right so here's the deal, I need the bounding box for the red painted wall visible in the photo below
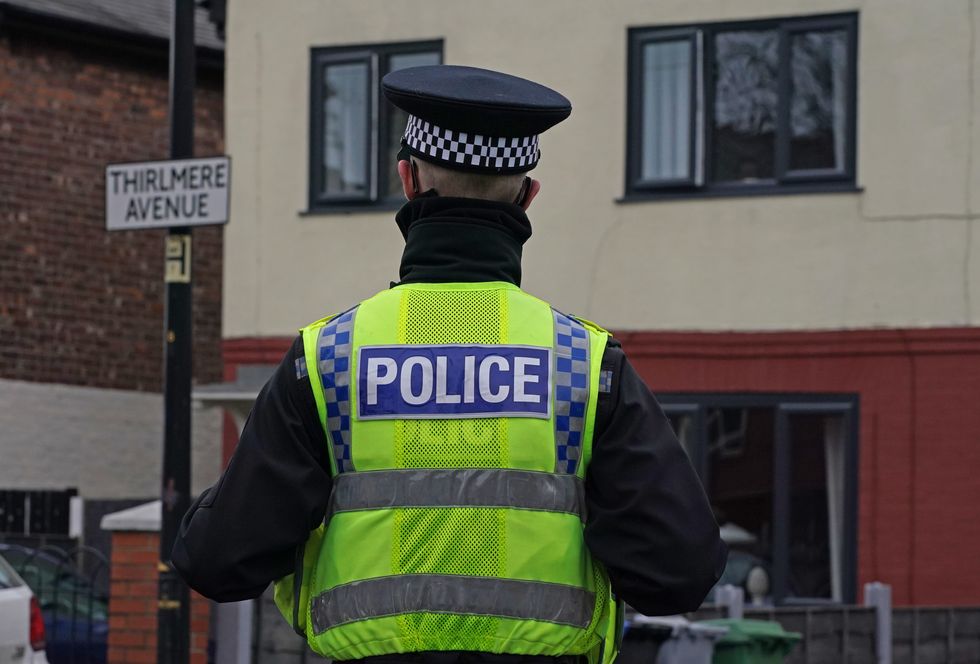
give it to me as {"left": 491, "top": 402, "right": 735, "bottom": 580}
{"left": 223, "top": 328, "right": 980, "bottom": 607}
{"left": 617, "top": 328, "right": 980, "bottom": 607}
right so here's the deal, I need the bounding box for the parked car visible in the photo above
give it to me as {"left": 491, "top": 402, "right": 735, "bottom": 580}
{"left": 0, "top": 551, "right": 48, "bottom": 664}
{"left": 0, "top": 545, "right": 106, "bottom": 664}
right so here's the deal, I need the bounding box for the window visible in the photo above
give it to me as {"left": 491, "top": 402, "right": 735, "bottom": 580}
{"left": 660, "top": 394, "right": 859, "bottom": 606}
{"left": 309, "top": 41, "right": 442, "bottom": 210}
{"left": 626, "top": 14, "right": 857, "bottom": 198}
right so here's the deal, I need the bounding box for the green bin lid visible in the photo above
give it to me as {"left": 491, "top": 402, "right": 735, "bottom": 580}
{"left": 700, "top": 619, "right": 802, "bottom": 646}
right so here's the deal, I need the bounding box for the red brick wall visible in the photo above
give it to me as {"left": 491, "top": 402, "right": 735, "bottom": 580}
{"left": 220, "top": 338, "right": 293, "bottom": 463}
{"left": 0, "top": 29, "right": 224, "bottom": 391}
{"left": 109, "top": 531, "right": 210, "bottom": 664}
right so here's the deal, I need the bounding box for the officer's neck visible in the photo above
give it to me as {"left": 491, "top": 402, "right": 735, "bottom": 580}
{"left": 394, "top": 195, "right": 532, "bottom": 286}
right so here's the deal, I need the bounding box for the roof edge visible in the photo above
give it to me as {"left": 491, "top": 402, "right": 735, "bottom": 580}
{"left": 0, "top": 2, "right": 224, "bottom": 70}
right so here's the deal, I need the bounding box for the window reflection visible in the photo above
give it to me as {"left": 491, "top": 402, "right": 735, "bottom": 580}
{"left": 712, "top": 30, "right": 779, "bottom": 182}
{"left": 323, "top": 62, "right": 369, "bottom": 196}
{"left": 706, "top": 408, "right": 775, "bottom": 604}
{"left": 666, "top": 412, "right": 696, "bottom": 462}
{"left": 790, "top": 30, "right": 848, "bottom": 172}
{"left": 788, "top": 413, "right": 846, "bottom": 601}
{"left": 641, "top": 39, "right": 692, "bottom": 182}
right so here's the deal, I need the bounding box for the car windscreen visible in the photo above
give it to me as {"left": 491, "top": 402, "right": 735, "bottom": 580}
{"left": 0, "top": 554, "right": 23, "bottom": 589}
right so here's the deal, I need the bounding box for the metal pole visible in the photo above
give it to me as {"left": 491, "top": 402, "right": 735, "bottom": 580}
{"left": 159, "top": 0, "right": 195, "bottom": 662}
{"left": 863, "top": 582, "right": 892, "bottom": 664}
{"left": 715, "top": 584, "right": 745, "bottom": 620}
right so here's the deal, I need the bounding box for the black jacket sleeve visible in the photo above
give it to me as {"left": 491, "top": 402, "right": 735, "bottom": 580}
{"left": 584, "top": 340, "right": 727, "bottom": 616}
{"left": 172, "top": 336, "right": 331, "bottom": 602}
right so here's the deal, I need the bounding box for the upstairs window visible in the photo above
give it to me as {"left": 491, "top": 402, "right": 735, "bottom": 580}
{"left": 309, "top": 41, "right": 442, "bottom": 211}
{"left": 626, "top": 14, "right": 857, "bottom": 198}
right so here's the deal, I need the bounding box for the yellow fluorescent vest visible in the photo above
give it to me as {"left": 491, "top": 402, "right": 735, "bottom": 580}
{"left": 274, "top": 282, "right": 622, "bottom": 662}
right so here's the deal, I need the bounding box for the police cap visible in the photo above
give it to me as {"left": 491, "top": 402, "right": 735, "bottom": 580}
{"left": 382, "top": 65, "right": 571, "bottom": 174}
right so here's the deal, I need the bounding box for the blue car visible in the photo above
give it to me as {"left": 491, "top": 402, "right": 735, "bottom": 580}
{"left": 0, "top": 544, "right": 107, "bottom": 664}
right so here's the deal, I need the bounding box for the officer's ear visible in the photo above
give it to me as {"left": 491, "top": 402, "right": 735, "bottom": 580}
{"left": 519, "top": 178, "right": 541, "bottom": 211}
{"left": 397, "top": 160, "right": 418, "bottom": 201}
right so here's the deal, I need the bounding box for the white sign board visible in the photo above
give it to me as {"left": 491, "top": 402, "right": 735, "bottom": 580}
{"left": 105, "top": 156, "right": 230, "bottom": 231}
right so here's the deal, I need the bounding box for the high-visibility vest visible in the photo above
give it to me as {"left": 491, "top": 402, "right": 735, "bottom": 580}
{"left": 274, "top": 281, "right": 622, "bottom": 662}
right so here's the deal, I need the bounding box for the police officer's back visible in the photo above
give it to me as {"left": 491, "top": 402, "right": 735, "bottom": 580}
{"left": 174, "top": 65, "right": 726, "bottom": 663}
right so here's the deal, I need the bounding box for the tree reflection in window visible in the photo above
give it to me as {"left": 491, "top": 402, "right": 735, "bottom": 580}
{"left": 790, "top": 30, "right": 848, "bottom": 172}
{"left": 712, "top": 30, "right": 779, "bottom": 182}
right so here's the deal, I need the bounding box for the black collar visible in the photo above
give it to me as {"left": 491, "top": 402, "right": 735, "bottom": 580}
{"left": 394, "top": 195, "right": 532, "bottom": 286}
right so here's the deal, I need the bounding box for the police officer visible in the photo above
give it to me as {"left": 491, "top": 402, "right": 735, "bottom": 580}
{"left": 174, "top": 65, "right": 725, "bottom": 663}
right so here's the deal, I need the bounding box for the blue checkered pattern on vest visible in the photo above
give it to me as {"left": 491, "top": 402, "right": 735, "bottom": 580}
{"left": 317, "top": 307, "right": 358, "bottom": 473}
{"left": 552, "top": 310, "right": 590, "bottom": 474}
{"left": 598, "top": 370, "right": 612, "bottom": 394}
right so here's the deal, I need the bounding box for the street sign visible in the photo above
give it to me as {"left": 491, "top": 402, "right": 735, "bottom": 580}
{"left": 105, "top": 156, "right": 230, "bottom": 231}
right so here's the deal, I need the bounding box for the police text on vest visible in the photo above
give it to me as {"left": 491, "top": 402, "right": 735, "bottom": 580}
{"left": 357, "top": 345, "right": 551, "bottom": 419}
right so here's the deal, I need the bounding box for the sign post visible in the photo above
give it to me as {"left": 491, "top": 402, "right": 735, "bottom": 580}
{"left": 160, "top": 2, "right": 194, "bottom": 660}
{"left": 103, "top": 2, "right": 228, "bottom": 662}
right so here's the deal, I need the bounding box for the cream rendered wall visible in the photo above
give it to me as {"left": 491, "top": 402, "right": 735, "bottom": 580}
{"left": 223, "top": 0, "right": 980, "bottom": 336}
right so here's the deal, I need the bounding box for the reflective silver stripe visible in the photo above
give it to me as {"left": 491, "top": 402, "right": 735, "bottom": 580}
{"left": 327, "top": 469, "right": 585, "bottom": 519}
{"left": 311, "top": 574, "right": 595, "bottom": 633}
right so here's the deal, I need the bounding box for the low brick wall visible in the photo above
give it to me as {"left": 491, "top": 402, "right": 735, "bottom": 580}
{"left": 108, "top": 531, "right": 210, "bottom": 664}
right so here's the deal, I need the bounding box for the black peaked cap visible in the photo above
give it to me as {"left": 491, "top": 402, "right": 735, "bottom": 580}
{"left": 382, "top": 65, "right": 571, "bottom": 138}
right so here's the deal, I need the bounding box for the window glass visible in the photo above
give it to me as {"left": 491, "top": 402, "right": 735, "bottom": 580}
{"left": 658, "top": 396, "right": 857, "bottom": 606}
{"left": 712, "top": 30, "right": 779, "bottom": 182}
{"left": 310, "top": 42, "right": 443, "bottom": 209}
{"left": 628, "top": 15, "right": 855, "bottom": 197}
{"left": 666, "top": 412, "right": 697, "bottom": 462}
{"left": 790, "top": 30, "right": 848, "bottom": 172}
{"left": 640, "top": 39, "right": 692, "bottom": 182}
{"left": 707, "top": 407, "right": 775, "bottom": 603}
{"left": 384, "top": 51, "right": 441, "bottom": 198}
{"left": 788, "top": 413, "right": 846, "bottom": 600}
{"left": 323, "top": 61, "right": 369, "bottom": 196}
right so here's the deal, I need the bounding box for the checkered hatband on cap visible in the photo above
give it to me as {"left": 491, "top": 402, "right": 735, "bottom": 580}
{"left": 404, "top": 115, "right": 540, "bottom": 172}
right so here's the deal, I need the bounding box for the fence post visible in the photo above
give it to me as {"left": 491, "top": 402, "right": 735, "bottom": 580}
{"left": 863, "top": 582, "right": 892, "bottom": 664}
{"left": 716, "top": 584, "right": 744, "bottom": 619}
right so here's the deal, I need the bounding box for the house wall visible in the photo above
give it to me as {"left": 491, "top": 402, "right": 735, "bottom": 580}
{"left": 0, "top": 30, "right": 224, "bottom": 390}
{"left": 0, "top": 378, "right": 221, "bottom": 499}
{"left": 222, "top": 0, "right": 980, "bottom": 337}
{"left": 219, "top": 0, "right": 980, "bottom": 608}
{"left": 0, "top": 27, "right": 226, "bottom": 502}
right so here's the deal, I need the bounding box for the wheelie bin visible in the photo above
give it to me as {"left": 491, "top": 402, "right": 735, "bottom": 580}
{"left": 700, "top": 619, "right": 801, "bottom": 664}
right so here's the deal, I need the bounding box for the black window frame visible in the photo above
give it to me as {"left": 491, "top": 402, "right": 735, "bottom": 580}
{"left": 308, "top": 39, "right": 443, "bottom": 213}
{"left": 625, "top": 13, "right": 858, "bottom": 200}
{"left": 657, "top": 392, "right": 860, "bottom": 606}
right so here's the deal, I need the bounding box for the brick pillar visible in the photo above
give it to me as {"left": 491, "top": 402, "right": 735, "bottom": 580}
{"left": 103, "top": 503, "right": 211, "bottom": 664}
